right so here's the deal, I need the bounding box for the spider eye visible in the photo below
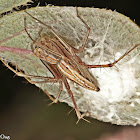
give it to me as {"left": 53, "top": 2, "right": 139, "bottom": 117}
{"left": 37, "top": 48, "right": 41, "bottom": 53}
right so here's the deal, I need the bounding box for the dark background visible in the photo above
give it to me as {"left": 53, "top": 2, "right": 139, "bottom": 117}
{"left": 0, "top": 0, "right": 140, "bottom": 140}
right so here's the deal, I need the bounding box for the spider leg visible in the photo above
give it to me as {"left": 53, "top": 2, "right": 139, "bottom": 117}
{"left": 24, "top": 16, "right": 35, "bottom": 43}
{"left": 63, "top": 76, "right": 90, "bottom": 123}
{"left": 81, "top": 44, "right": 140, "bottom": 68}
{"left": 0, "top": 58, "right": 62, "bottom": 103}
{"left": 24, "top": 10, "right": 81, "bottom": 56}
{"left": 24, "top": 15, "right": 44, "bottom": 51}
{"left": 48, "top": 80, "right": 63, "bottom": 105}
{"left": 74, "top": 7, "right": 90, "bottom": 54}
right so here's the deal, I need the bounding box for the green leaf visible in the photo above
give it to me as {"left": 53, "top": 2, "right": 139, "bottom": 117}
{"left": 0, "top": 0, "right": 32, "bottom": 14}
{"left": 0, "top": 6, "right": 140, "bottom": 125}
